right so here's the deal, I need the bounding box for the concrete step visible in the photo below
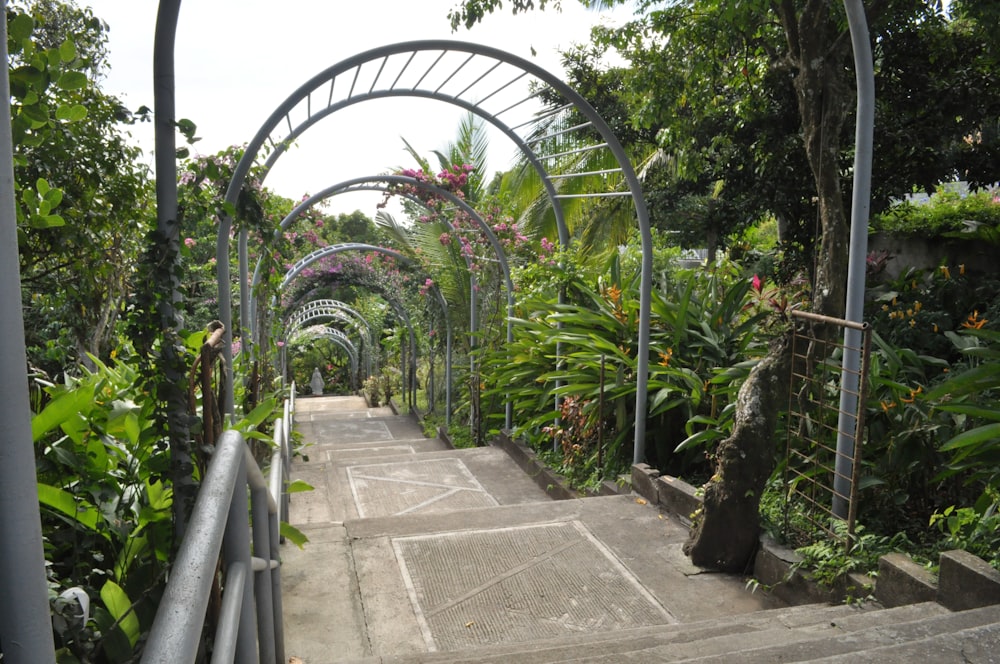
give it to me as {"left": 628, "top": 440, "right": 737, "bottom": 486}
{"left": 303, "top": 437, "right": 451, "bottom": 462}
{"left": 336, "top": 602, "right": 864, "bottom": 663}
{"left": 284, "top": 399, "right": 997, "bottom": 664}
{"left": 809, "top": 609, "right": 1000, "bottom": 663}
{"left": 289, "top": 446, "right": 555, "bottom": 526}
{"left": 337, "top": 602, "right": 967, "bottom": 663}
{"left": 677, "top": 603, "right": 999, "bottom": 663}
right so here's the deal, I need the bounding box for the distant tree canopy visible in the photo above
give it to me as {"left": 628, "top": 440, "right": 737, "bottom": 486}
{"left": 451, "top": 0, "right": 1000, "bottom": 317}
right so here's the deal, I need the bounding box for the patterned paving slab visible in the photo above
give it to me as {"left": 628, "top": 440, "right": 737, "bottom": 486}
{"left": 347, "top": 458, "right": 499, "bottom": 518}
{"left": 392, "top": 521, "right": 675, "bottom": 652}
{"left": 311, "top": 419, "right": 393, "bottom": 444}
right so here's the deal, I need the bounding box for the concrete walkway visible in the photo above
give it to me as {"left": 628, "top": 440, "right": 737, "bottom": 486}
{"left": 280, "top": 396, "right": 784, "bottom": 662}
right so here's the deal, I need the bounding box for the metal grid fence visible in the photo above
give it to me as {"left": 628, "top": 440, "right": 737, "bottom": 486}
{"left": 782, "top": 310, "right": 873, "bottom": 552}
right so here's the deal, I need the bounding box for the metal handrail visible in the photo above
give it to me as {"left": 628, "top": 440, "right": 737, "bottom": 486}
{"left": 142, "top": 389, "right": 295, "bottom": 664}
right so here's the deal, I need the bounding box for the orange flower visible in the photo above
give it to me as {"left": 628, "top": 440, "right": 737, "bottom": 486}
{"left": 880, "top": 401, "right": 896, "bottom": 413}
{"left": 901, "top": 386, "right": 923, "bottom": 403}
{"left": 658, "top": 348, "right": 674, "bottom": 366}
{"left": 941, "top": 265, "right": 951, "bottom": 280}
{"left": 962, "top": 310, "right": 987, "bottom": 330}
{"left": 960, "top": 264, "right": 966, "bottom": 275}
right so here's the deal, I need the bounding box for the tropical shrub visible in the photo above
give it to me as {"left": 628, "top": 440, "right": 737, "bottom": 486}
{"left": 32, "top": 356, "right": 172, "bottom": 661}
{"left": 871, "top": 189, "right": 1000, "bottom": 239}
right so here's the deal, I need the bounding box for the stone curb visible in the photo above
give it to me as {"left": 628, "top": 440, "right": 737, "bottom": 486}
{"left": 490, "top": 431, "right": 625, "bottom": 501}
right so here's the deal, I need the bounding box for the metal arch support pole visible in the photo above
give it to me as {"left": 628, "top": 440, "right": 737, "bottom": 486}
{"left": 0, "top": 7, "right": 58, "bottom": 659}
{"left": 833, "top": 0, "right": 875, "bottom": 518}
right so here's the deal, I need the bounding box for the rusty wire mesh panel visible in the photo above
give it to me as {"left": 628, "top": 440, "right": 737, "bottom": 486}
{"left": 781, "top": 310, "right": 873, "bottom": 551}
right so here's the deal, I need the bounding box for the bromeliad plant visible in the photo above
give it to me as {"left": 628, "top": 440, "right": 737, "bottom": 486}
{"left": 484, "top": 254, "right": 778, "bottom": 485}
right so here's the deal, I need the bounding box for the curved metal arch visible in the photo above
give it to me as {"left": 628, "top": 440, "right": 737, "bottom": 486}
{"left": 252, "top": 175, "right": 515, "bottom": 337}
{"left": 218, "top": 40, "right": 654, "bottom": 461}
{"left": 289, "top": 325, "right": 360, "bottom": 390}
{"left": 281, "top": 243, "right": 453, "bottom": 424}
{"left": 286, "top": 306, "right": 371, "bottom": 378}
{"left": 285, "top": 299, "right": 375, "bottom": 371}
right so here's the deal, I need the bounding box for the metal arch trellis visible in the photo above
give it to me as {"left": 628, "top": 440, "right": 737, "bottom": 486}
{"left": 284, "top": 300, "right": 376, "bottom": 377}
{"left": 281, "top": 243, "right": 447, "bottom": 419}
{"left": 285, "top": 308, "right": 370, "bottom": 381}
{"left": 288, "top": 325, "right": 360, "bottom": 391}
{"left": 251, "top": 175, "right": 517, "bottom": 430}
{"left": 217, "top": 39, "right": 655, "bottom": 463}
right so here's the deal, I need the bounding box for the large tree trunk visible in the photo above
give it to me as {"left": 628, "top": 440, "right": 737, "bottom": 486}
{"left": 685, "top": 4, "right": 856, "bottom": 572}
{"left": 777, "top": 1, "right": 853, "bottom": 320}
{"left": 684, "top": 333, "right": 792, "bottom": 572}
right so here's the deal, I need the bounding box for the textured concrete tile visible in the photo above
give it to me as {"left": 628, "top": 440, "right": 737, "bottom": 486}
{"left": 391, "top": 521, "right": 675, "bottom": 652}
{"left": 347, "top": 458, "right": 498, "bottom": 518}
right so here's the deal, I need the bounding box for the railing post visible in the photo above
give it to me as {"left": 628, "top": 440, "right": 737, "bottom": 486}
{"left": 269, "top": 507, "right": 286, "bottom": 664}
{"left": 250, "top": 476, "right": 277, "bottom": 663}
{"left": 222, "top": 446, "right": 258, "bottom": 664}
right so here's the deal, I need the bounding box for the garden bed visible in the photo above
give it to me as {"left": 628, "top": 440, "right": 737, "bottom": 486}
{"left": 630, "top": 463, "right": 1000, "bottom": 609}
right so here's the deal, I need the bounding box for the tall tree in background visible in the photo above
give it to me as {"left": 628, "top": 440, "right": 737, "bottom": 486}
{"left": 9, "top": 0, "right": 152, "bottom": 374}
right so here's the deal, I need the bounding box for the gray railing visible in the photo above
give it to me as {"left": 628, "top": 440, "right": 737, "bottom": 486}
{"left": 142, "top": 392, "right": 294, "bottom": 664}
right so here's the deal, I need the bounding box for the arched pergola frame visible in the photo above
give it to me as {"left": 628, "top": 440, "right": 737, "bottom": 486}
{"left": 218, "top": 40, "right": 654, "bottom": 462}
{"left": 284, "top": 299, "right": 376, "bottom": 378}
{"left": 254, "top": 175, "right": 517, "bottom": 429}
{"left": 285, "top": 305, "right": 372, "bottom": 381}
{"left": 288, "top": 325, "right": 360, "bottom": 391}
{"left": 282, "top": 243, "right": 453, "bottom": 423}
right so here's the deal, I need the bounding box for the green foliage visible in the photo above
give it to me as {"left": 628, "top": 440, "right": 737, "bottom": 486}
{"left": 485, "top": 252, "right": 775, "bottom": 482}
{"left": 930, "top": 497, "right": 1000, "bottom": 571}
{"left": 871, "top": 190, "right": 1000, "bottom": 239}
{"left": 10, "top": 0, "right": 153, "bottom": 373}
{"left": 793, "top": 521, "right": 901, "bottom": 590}
{"left": 32, "top": 355, "right": 172, "bottom": 661}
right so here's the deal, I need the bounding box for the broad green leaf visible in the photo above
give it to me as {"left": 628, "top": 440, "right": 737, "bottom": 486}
{"left": 146, "top": 479, "right": 172, "bottom": 511}
{"left": 100, "top": 580, "right": 140, "bottom": 646}
{"left": 56, "top": 71, "right": 88, "bottom": 91}
{"left": 37, "top": 483, "right": 107, "bottom": 537}
{"left": 32, "top": 384, "right": 95, "bottom": 442}
{"left": 55, "top": 103, "right": 88, "bottom": 122}
{"left": 286, "top": 479, "right": 314, "bottom": 494}
{"left": 933, "top": 403, "right": 1000, "bottom": 422}
{"left": 236, "top": 398, "right": 277, "bottom": 430}
{"left": 59, "top": 38, "right": 77, "bottom": 62}
{"left": 10, "top": 14, "right": 35, "bottom": 43}
{"left": 939, "top": 423, "right": 1000, "bottom": 451}
{"left": 20, "top": 100, "right": 50, "bottom": 125}
{"left": 280, "top": 521, "right": 309, "bottom": 549}
{"left": 30, "top": 213, "right": 65, "bottom": 228}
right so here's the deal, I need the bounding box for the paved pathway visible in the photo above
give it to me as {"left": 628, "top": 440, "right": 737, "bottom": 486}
{"left": 280, "top": 396, "right": 782, "bottom": 662}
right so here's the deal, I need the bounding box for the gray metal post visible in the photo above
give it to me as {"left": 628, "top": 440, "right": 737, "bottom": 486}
{"left": 250, "top": 483, "right": 276, "bottom": 664}
{"left": 269, "top": 508, "right": 285, "bottom": 664}
{"left": 0, "top": 5, "right": 58, "bottom": 659}
{"left": 833, "top": 0, "right": 875, "bottom": 518}
{"left": 222, "top": 446, "right": 257, "bottom": 663}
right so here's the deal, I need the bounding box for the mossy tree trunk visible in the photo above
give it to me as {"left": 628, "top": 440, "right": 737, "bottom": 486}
{"left": 684, "top": 333, "right": 792, "bottom": 572}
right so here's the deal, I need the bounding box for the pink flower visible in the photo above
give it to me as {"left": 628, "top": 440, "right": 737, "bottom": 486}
{"left": 184, "top": 237, "right": 196, "bottom": 248}
{"left": 752, "top": 274, "right": 763, "bottom": 293}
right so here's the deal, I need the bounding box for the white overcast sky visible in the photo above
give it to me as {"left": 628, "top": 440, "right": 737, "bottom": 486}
{"left": 82, "top": 0, "right": 632, "bottom": 216}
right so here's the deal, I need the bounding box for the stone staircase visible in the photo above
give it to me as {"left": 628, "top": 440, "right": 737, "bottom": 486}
{"left": 280, "top": 396, "right": 1000, "bottom": 663}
